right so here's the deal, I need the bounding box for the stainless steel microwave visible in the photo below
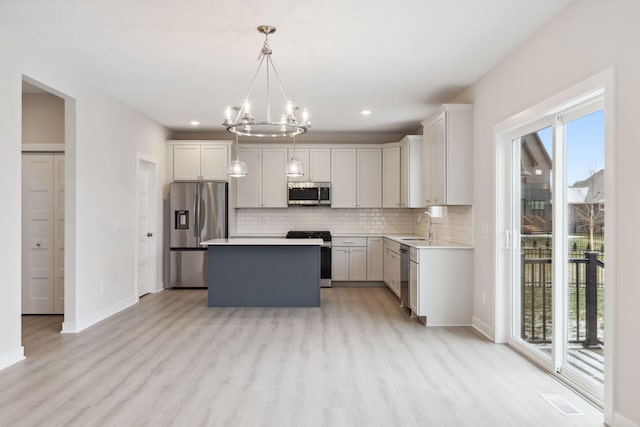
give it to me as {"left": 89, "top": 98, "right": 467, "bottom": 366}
{"left": 288, "top": 182, "right": 331, "bottom": 206}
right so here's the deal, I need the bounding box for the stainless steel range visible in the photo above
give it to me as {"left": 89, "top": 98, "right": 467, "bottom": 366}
{"left": 286, "top": 230, "right": 332, "bottom": 287}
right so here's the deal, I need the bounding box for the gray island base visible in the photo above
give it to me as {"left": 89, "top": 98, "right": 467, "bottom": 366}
{"left": 203, "top": 239, "right": 322, "bottom": 307}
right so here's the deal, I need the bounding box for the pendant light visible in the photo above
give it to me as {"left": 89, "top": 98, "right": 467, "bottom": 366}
{"left": 227, "top": 134, "right": 247, "bottom": 177}
{"left": 286, "top": 135, "right": 304, "bottom": 177}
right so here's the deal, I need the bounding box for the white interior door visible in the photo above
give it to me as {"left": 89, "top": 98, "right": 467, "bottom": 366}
{"left": 22, "top": 154, "right": 55, "bottom": 314}
{"left": 136, "top": 159, "right": 156, "bottom": 297}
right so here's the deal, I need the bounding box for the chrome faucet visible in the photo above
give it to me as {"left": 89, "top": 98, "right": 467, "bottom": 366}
{"left": 417, "top": 211, "right": 435, "bottom": 243}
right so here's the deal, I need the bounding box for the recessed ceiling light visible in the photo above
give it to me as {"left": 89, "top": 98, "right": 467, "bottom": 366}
{"left": 361, "top": 110, "right": 372, "bottom": 116}
{"left": 189, "top": 120, "right": 201, "bottom": 126}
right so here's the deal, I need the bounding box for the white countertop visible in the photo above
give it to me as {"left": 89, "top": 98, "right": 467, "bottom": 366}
{"left": 201, "top": 238, "right": 324, "bottom": 246}
{"left": 384, "top": 235, "right": 472, "bottom": 249}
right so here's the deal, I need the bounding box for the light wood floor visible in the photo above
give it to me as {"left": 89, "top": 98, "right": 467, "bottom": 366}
{"left": 3, "top": 288, "right": 602, "bottom": 427}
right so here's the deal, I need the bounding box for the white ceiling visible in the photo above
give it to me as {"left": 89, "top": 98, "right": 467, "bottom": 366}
{"left": 3, "top": 0, "right": 573, "bottom": 136}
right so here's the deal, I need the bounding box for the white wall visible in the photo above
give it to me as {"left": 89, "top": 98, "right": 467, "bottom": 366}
{"left": 455, "top": 0, "right": 639, "bottom": 424}
{"left": 0, "top": 47, "right": 170, "bottom": 362}
{"left": 0, "top": 63, "right": 25, "bottom": 369}
{"left": 69, "top": 89, "right": 170, "bottom": 330}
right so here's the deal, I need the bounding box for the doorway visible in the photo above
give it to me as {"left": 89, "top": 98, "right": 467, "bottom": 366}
{"left": 21, "top": 81, "right": 66, "bottom": 316}
{"left": 499, "top": 87, "right": 610, "bottom": 407}
{"left": 136, "top": 156, "right": 157, "bottom": 297}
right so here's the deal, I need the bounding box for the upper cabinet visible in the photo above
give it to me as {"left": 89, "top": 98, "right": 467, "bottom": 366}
{"left": 331, "top": 149, "right": 357, "bottom": 207}
{"left": 421, "top": 104, "right": 473, "bottom": 205}
{"left": 331, "top": 148, "right": 382, "bottom": 208}
{"left": 400, "top": 135, "right": 424, "bottom": 208}
{"left": 357, "top": 148, "right": 382, "bottom": 208}
{"left": 236, "top": 147, "right": 287, "bottom": 208}
{"left": 169, "top": 141, "right": 230, "bottom": 181}
{"left": 382, "top": 146, "right": 401, "bottom": 208}
{"left": 287, "top": 147, "right": 331, "bottom": 182}
{"left": 308, "top": 148, "right": 331, "bottom": 182}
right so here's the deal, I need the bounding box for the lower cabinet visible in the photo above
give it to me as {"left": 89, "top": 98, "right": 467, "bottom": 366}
{"left": 383, "top": 239, "right": 401, "bottom": 298}
{"left": 332, "top": 237, "right": 367, "bottom": 281}
{"left": 366, "top": 237, "right": 384, "bottom": 281}
{"left": 410, "top": 247, "right": 474, "bottom": 326}
{"left": 409, "top": 251, "right": 419, "bottom": 313}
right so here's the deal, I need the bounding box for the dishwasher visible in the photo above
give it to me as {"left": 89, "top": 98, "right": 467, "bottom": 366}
{"left": 400, "top": 244, "right": 410, "bottom": 310}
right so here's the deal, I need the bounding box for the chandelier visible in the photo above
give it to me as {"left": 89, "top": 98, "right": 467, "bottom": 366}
{"left": 223, "top": 25, "right": 310, "bottom": 138}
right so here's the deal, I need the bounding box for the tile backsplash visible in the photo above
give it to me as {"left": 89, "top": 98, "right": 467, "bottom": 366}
{"left": 235, "top": 205, "right": 473, "bottom": 244}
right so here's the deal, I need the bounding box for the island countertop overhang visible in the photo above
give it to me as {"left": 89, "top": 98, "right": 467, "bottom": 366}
{"left": 201, "top": 238, "right": 324, "bottom": 246}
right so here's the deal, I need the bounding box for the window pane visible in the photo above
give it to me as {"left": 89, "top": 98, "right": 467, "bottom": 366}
{"left": 519, "top": 126, "right": 553, "bottom": 355}
{"left": 564, "top": 109, "right": 605, "bottom": 388}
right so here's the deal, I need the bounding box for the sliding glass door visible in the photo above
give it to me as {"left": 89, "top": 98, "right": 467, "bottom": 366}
{"left": 508, "top": 100, "right": 605, "bottom": 402}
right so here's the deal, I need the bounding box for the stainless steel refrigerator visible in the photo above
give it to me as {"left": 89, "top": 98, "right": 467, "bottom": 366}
{"left": 169, "top": 182, "right": 228, "bottom": 288}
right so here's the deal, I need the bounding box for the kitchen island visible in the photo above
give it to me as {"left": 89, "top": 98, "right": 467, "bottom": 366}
{"left": 201, "top": 238, "right": 323, "bottom": 307}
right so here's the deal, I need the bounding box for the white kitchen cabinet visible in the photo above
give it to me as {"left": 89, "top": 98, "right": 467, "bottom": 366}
{"left": 409, "top": 259, "right": 418, "bottom": 313}
{"left": 349, "top": 247, "right": 367, "bottom": 281}
{"left": 235, "top": 147, "right": 287, "bottom": 208}
{"left": 409, "top": 247, "right": 419, "bottom": 312}
{"left": 383, "top": 239, "right": 401, "bottom": 298}
{"left": 200, "top": 145, "right": 229, "bottom": 180}
{"left": 173, "top": 145, "right": 201, "bottom": 180}
{"left": 261, "top": 148, "right": 288, "bottom": 207}
{"left": 400, "top": 135, "right": 424, "bottom": 208}
{"left": 309, "top": 148, "right": 331, "bottom": 181}
{"left": 366, "top": 237, "right": 384, "bottom": 281}
{"left": 332, "top": 237, "right": 367, "bottom": 281}
{"left": 382, "top": 146, "right": 401, "bottom": 208}
{"left": 421, "top": 104, "right": 473, "bottom": 205}
{"left": 172, "top": 143, "right": 229, "bottom": 181}
{"left": 411, "top": 247, "right": 473, "bottom": 326}
{"left": 286, "top": 147, "right": 331, "bottom": 182}
{"left": 235, "top": 148, "right": 262, "bottom": 207}
{"left": 331, "top": 247, "right": 350, "bottom": 281}
{"left": 331, "top": 149, "right": 357, "bottom": 208}
{"left": 331, "top": 148, "right": 382, "bottom": 208}
{"left": 357, "top": 148, "right": 382, "bottom": 208}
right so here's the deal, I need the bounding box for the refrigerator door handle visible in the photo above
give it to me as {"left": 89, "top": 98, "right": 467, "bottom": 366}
{"left": 200, "top": 189, "right": 207, "bottom": 242}
{"left": 193, "top": 191, "right": 200, "bottom": 242}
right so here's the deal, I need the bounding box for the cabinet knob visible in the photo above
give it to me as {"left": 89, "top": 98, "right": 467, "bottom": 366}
{"left": 147, "top": 232, "right": 153, "bottom": 237}
{"left": 36, "top": 243, "right": 41, "bottom": 248}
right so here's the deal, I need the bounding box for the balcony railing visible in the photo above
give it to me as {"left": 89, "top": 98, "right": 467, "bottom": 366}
{"left": 521, "top": 251, "right": 604, "bottom": 347}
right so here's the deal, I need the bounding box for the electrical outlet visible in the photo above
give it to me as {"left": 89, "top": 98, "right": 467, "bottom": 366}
{"left": 481, "top": 223, "right": 489, "bottom": 235}
{"left": 482, "top": 292, "right": 486, "bottom": 305}
{"left": 100, "top": 282, "right": 104, "bottom": 294}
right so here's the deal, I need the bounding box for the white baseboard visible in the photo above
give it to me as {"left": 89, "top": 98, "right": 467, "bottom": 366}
{"left": 0, "top": 347, "right": 25, "bottom": 371}
{"left": 472, "top": 316, "right": 495, "bottom": 342}
{"left": 614, "top": 412, "right": 639, "bottom": 427}
{"left": 61, "top": 296, "right": 138, "bottom": 334}
{"left": 154, "top": 282, "right": 165, "bottom": 293}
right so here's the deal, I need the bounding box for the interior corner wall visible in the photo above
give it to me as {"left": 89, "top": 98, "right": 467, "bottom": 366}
{"left": 0, "top": 62, "right": 25, "bottom": 369}
{"left": 456, "top": 0, "right": 639, "bottom": 424}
